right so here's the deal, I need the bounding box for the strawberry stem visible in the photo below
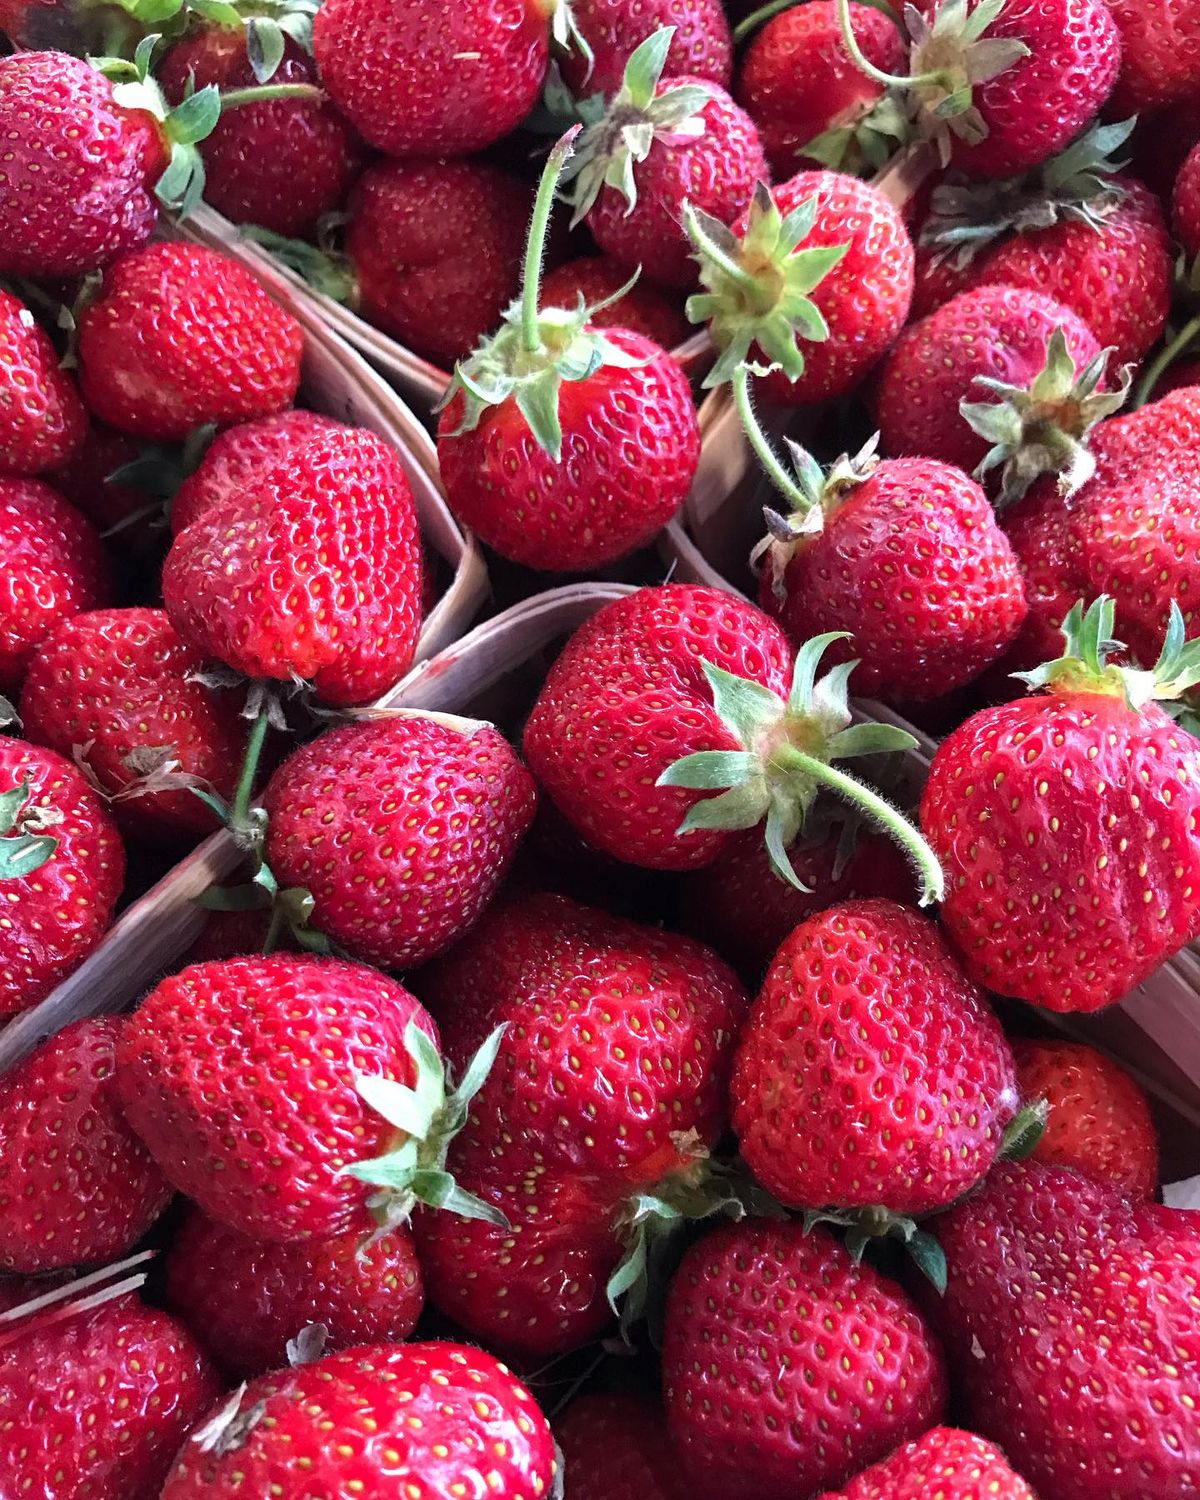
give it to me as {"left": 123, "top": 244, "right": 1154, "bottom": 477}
{"left": 682, "top": 204, "right": 766, "bottom": 303}
{"left": 230, "top": 702, "right": 271, "bottom": 831}
{"left": 731, "top": 364, "right": 814, "bottom": 516}
{"left": 217, "top": 82, "right": 324, "bottom": 109}
{"left": 834, "top": 0, "right": 937, "bottom": 88}
{"left": 1134, "top": 314, "right": 1200, "bottom": 408}
{"left": 521, "top": 127, "right": 581, "bottom": 354}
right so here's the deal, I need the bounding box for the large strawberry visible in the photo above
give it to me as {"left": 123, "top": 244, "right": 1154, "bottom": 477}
{"left": 686, "top": 171, "right": 913, "bottom": 405}
{"left": 164, "top": 1206, "right": 423, "bottom": 1378}
{"left": 921, "top": 597, "right": 1200, "bottom": 1011}
{"left": 312, "top": 0, "right": 551, "bottom": 155}
{"left": 411, "top": 890, "right": 751, "bottom": 1357}
{"left": 19, "top": 607, "right": 250, "bottom": 844}
{"left": 1108, "top": 0, "right": 1200, "bottom": 109}
{"left": 259, "top": 713, "right": 537, "bottom": 967}
{"left": 158, "top": 1341, "right": 557, "bottom": 1498}
{"left": 561, "top": 0, "right": 732, "bottom": 95}
{"left": 541, "top": 255, "right": 691, "bottom": 348}
{"left": 0, "top": 737, "right": 124, "bottom": 1018}
{"left": 0, "top": 288, "right": 86, "bottom": 477}
{"left": 436, "top": 133, "right": 701, "bottom": 571}
{"left": 558, "top": 1393, "right": 688, "bottom": 1500}
{"left": 77, "top": 241, "right": 304, "bottom": 442}
{"left": 0, "top": 1018, "right": 171, "bottom": 1273}
{"left": 0, "top": 475, "right": 112, "bottom": 694}
{"left": 162, "top": 422, "right": 423, "bottom": 707}
{"left": 815, "top": 1427, "right": 1038, "bottom": 1499}
{"left": 662, "top": 1218, "right": 948, "bottom": 1498}
{"left": 565, "top": 27, "right": 766, "bottom": 289}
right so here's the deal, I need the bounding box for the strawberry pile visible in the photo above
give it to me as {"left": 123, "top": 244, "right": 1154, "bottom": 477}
{"left": 5, "top": 0, "right": 1200, "bottom": 1497}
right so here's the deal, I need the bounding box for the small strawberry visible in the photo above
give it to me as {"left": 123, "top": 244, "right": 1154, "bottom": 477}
{"left": 0, "top": 475, "right": 113, "bottom": 694}
{"left": 541, "top": 254, "right": 691, "bottom": 348}
{"left": 0, "top": 287, "right": 86, "bottom": 477}
{"left": 1012, "top": 1037, "right": 1159, "bottom": 1196}
{"left": 259, "top": 713, "right": 537, "bottom": 968}
{"left": 19, "top": 606, "right": 250, "bottom": 843}
{"left": 686, "top": 171, "right": 914, "bottom": 404}
{"left": 312, "top": 0, "right": 552, "bottom": 155}
{"left": 815, "top": 1427, "right": 1038, "bottom": 1499}
{"left": 1108, "top": 0, "right": 1200, "bottom": 110}
{"left": 873, "top": 285, "right": 1120, "bottom": 504}
{"left": 561, "top": 0, "right": 732, "bottom": 96}
{"left": 77, "top": 241, "right": 304, "bottom": 442}
{"left": 164, "top": 1206, "right": 424, "bottom": 1378}
{"left": 158, "top": 1342, "right": 557, "bottom": 1498}
{"left": 436, "top": 133, "right": 701, "bottom": 571}
{"left": 1174, "top": 140, "right": 1200, "bottom": 257}
{"left": 736, "top": 0, "right": 909, "bottom": 179}
{"left": 921, "top": 597, "right": 1200, "bottom": 1011}
{"left": 662, "top": 1218, "right": 948, "bottom": 1498}
{"left": 162, "top": 421, "right": 423, "bottom": 707}
{"left": 564, "top": 27, "right": 766, "bottom": 290}
{"left": 0, "top": 736, "right": 124, "bottom": 1018}
{"left": 0, "top": 1018, "right": 172, "bottom": 1273}
{"left": 558, "top": 1393, "right": 688, "bottom": 1500}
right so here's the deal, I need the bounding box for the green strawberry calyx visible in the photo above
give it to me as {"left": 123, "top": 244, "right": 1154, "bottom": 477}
{"left": 960, "top": 329, "right": 1131, "bottom": 507}
{"left": 0, "top": 695, "right": 19, "bottom": 731}
{"left": 0, "top": 775, "right": 60, "bottom": 881}
{"left": 185, "top": 0, "right": 325, "bottom": 79}
{"left": 341, "top": 1019, "right": 512, "bottom": 1234}
{"left": 439, "top": 127, "right": 649, "bottom": 460}
{"left": 657, "top": 632, "right": 946, "bottom": 903}
{"left": 800, "top": 90, "right": 914, "bottom": 177}
{"left": 561, "top": 27, "right": 717, "bottom": 226}
{"left": 241, "top": 225, "right": 360, "bottom": 307}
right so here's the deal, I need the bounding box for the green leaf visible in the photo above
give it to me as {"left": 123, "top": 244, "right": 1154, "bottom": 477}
{"left": 823, "top": 722, "right": 917, "bottom": 760}
{"left": 620, "top": 25, "right": 675, "bottom": 109}
{"left": 246, "top": 17, "right": 286, "bottom": 83}
{"left": 0, "top": 695, "right": 19, "bottom": 731}
{"left": 0, "top": 776, "right": 33, "bottom": 836}
{"left": 0, "top": 832, "right": 57, "bottom": 879}
{"left": 514, "top": 372, "right": 564, "bottom": 460}
{"left": 676, "top": 781, "right": 769, "bottom": 835}
{"left": 702, "top": 659, "right": 787, "bottom": 746}
{"left": 242, "top": 227, "right": 359, "bottom": 303}
{"left": 999, "top": 1098, "right": 1049, "bottom": 1161}
{"left": 907, "top": 1230, "right": 948, "bottom": 1295}
{"left": 166, "top": 83, "right": 221, "bottom": 146}
{"left": 454, "top": 1024, "right": 508, "bottom": 1111}
{"left": 606, "top": 1226, "right": 648, "bottom": 1318}
{"left": 655, "top": 750, "right": 758, "bottom": 790}
{"left": 788, "top": 632, "right": 851, "bottom": 714}
{"left": 408, "top": 1170, "right": 510, "bottom": 1229}
{"left": 355, "top": 1073, "right": 436, "bottom": 1141}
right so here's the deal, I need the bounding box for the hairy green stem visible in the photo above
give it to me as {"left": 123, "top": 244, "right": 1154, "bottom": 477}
{"left": 834, "top": 0, "right": 938, "bottom": 87}
{"left": 736, "top": 0, "right": 899, "bottom": 43}
{"left": 230, "top": 704, "right": 271, "bottom": 831}
{"left": 684, "top": 203, "right": 762, "bottom": 299}
{"left": 219, "top": 83, "right": 324, "bottom": 110}
{"left": 520, "top": 128, "right": 580, "bottom": 354}
{"left": 1134, "top": 314, "right": 1200, "bottom": 408}
{"left": 732, "top": 365, "right": 812, "bottom": 516}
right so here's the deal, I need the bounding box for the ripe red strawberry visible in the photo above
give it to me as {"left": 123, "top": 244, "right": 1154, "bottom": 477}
{"left": 0, "top": 288, "right": 86, "bottom": 477}
{"left": 749, "top": 423, "right": 1025, "bottom": 700}
{"left": 540, "top": 255, "right": 691, "bottom": 349}
{"left": 1174, "top": 140, "right": 1200, "bottom": 257}
{"left": 921, "top": 597, "right": 1200, "bottom": 1011}
{"left": 1012, "top": 1037, "right": 1159, "bottom": 1196}
{"left": 562, "top": 0, "right": 732, "bottom": 96}
{"left": 19, "top": 606, "right": 250, "bottom": 843}
{"left": 0, "top": 736, "right": 124, "bottom": 1018}
{"left": 815, "top": 1427, "right": 1038, "bottom": 1499}
{"left": 158, "top": 1341, "right": 557, "bottom": 1498}
{"left": 1108, "top": 0, "right": 1200, "bottom": 109}
{"left": 157, "top": 26, "right": 361, "bottom": 238}
{"left": 873, "top": 285, "right": 1114, "bottom": 504}
{"left": 164, "top": 1206, "right": 423, "bottom": 1378}
{"left": 116, "top": 953, "right": 503, "bottom": 1243}
{"left": 77, "top": 241, "right": 304, "bottom": 442}
{"left": 0, "top": 1281, "right": 221, "bottom": 1500}
{"left": 688, "top": 172, "right": 914, "bottom": 405}
{"left": 996, "top": 478, "right": 1083, "bottom": 673}
{"left": 566, "top": 29, "right": 766, "bottom": 290}
{"left": 732, "top": 900, "right": 1018, "bottom": 1219}
{"left": 312, "top": 0, "right": 550, "bottom": 155}
{"left": 558, "top": 1393, "right": 688, "bottom": 1500}
{"left": 0, "top": 475, "right": 113, "bottom": 693}
{"left": 736, "top": 0, "right": 908, "bottom": 179}
{"left": 162, "top": 422, "right": 423, "bottom": 707}
{"left": 411, "top": 890, "right": 750, "bottom": 1357}
{"left": 926, "top": 1160, "right": 1200, "bottom": 1498}
{"left": 260, "top": 714, "right": 537, "bottom": 968}
{"left": 662, "top": 1219, "right": 948, "bottom": 1498}
{"left": 0, "top": 1018, "right": 171, "bottom": 1272}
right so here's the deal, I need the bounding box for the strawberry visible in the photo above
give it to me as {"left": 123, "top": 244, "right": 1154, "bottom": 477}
{"left": 925, "top": 1160, "right": 1200, "bottom": 1498}
{"left": 436, "top": 134, "right": 701, "bottom": 571}
{"left": 732, "top": 900, "right": 1018, "bottom": 1225}
{"left": 815, "top": 1427, "right": 1038, "bottom": 1499}
{"left": 687, "top": 172, "right": 914, "bottom": 405}
{"left": 996, "top": 478, "right": 1083, "bottom": 673}
{"left": 745, "top": 420, "right": 1026, "bottom": 701}
{"left": 164, "top": 1206, "right": 423, "bottom": 1378}
{"left": 0, "top": 475, "right": 113, "bottom": 694}
{"left": 158, "top": 26, "right": 361, "bottom": 238}
{"left": 158, "top": 1341, "right": 557, "bottom": 1498}
{"left": 1174, "top": 140, "right": 1200, "bottom": 257}
{"left": 1012, "top": 1037, "right": 1159, "bottom": 1196}
{"left": 662, "top": 1218, "right": 948, "bottom": 1498}
{"left": 162, "top": 422, "right": 423, "bottom": 707}
{"left": 0, "top": 1279, "right": 221, "bottom": 1500}
{"left": 312, "top": 0, "right": 551, "bottom": 155}
{"left": 523, "top": 583, "right": 943, "bottom": 898}
{"left": 77, "top": 241, "right": 304, "bottom": 442}
{"left": 736, "top": 0, "right": 909, "bottom": 180}
{"left": 0, "top": 1018, "right": 171, "bottom": 1273}
{"left": 561, "top": 0, "right": 732, "bottom": 96}
{"left": 565, "top": 28, "right": 766, "bottom": 290}
{"left": 873, "top": 285, "right": 1118, "bottom": 504}
{"left": 49, "top": 421, "right": 158, "bottom": 556}
{"left": 411, "top": 890, "right": 750, "bottom": 1358}
{"left": 259, "top": 713, "right": 537, "bottom": 968}
{"left": 558, "top": 1393, "right": 688, "bottom": 1500}
{"left": 0, "top": 287, "right": 86, "bottom": 477}
{"left": 921, "top": 597, "right": 1200, "bottom": 1011}
{"left": 1108, "top": 0, "right": 1200, "bottom": 110}
{"left": 0, "top": 736, "right": 124, "bottom": 1018}
{"left": 540, "top": 255, "right": 691, "bottom": 349}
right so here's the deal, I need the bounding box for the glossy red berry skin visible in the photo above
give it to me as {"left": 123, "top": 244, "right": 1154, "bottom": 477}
{"left": 562, "top": 0, "right": 731, "bottom": 95}
{"left": 0, "top": 288, "right": 86, "bottom": 477}
{"left": 540, "top": 256, "right": 691, "bottom": 349}
{"left": 1108, "top": 0, "right": 1200, "bottom": 109}
{"left": 558, "top": 1393, "right": 689, "bottom": 1500}
{"left": 77, "top": 242, "right": 304, "bottom": 441}
{"left": 815, "top": 1426, "right": 1038, "bottom": 1500}
{"left": 1174, "top": 141, "right": 1200, "bottom": 257}
{"left": 438, "top": 329, "right": 700, "bottom": 570}
{"left": 0, "top": 50, "right": 166, "bottom": 278}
